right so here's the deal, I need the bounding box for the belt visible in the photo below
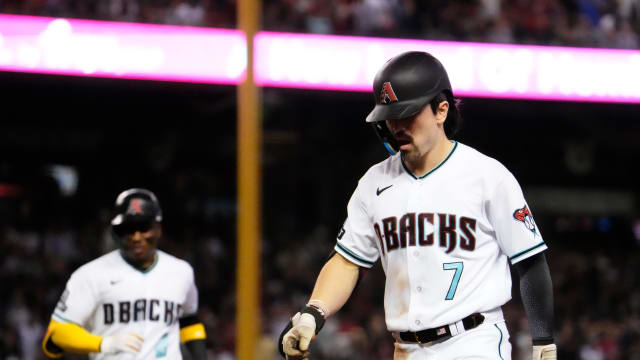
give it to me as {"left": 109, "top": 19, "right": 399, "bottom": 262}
{"left": 398, "top": 313, "right": 485, "bottom": 344}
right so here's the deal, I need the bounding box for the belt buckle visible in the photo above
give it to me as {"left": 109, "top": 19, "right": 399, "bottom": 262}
{"left": 471, "top": 313, "right": 485, "bottom": 328}
{"left": 414, "top": 332, "right": 424, "bottom": 345}
{"left": 471, "top": 314, "right": 479, "bottom": 327}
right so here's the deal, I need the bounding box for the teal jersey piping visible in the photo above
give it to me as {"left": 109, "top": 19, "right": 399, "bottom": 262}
{"left": 140, "top": 254, "right": 159, "bottom": 273}
{"left": 509, "top": 241, "right": 546, "bottom": 262}
{"left": 52, "top": 312, "right": 79, "bottom": 326}
{"left": 495, "top": 324, "right": 504, "bottom": 360}
{"left": 335, "top": 242, "right": 375, "bottom": 266}
{"left": 401, "top": 141, "right": 458, "bottom": 180}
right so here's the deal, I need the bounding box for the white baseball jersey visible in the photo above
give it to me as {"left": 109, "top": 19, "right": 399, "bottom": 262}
{"left": 335, "top": 141, "right": 547, "bottom": 332}
{"left": 52, "top": 249, "right": 198, "bottom": 360}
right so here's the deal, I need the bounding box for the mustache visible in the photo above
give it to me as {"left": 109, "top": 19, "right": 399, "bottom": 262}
{"left": 393, "top": 132, "right": 412, "bottom": 142}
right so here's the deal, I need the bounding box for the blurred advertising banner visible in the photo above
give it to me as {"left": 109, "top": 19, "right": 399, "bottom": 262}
{"left": 0, "top": 14, "right": 246, "bottom": 83}
{"left": 1, "top": 14, "right": 639, "bottom": 103}
{"left": 255, "top": 32, "right": 640, "bottom": 104}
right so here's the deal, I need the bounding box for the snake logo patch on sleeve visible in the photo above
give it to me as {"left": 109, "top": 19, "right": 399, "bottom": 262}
{"left": 513, "top": 205, "right": 537, "bottom": 236}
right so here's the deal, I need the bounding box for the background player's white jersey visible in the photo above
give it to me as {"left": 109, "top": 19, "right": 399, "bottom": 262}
{"left": 335, "top": 141, "right": 547, "bottom": 332}
{"left": 52, "top": 250, "right": 198, "bottom": 360}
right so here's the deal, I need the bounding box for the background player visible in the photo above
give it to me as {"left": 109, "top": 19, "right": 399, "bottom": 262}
{"left": 41, "top": 188, "right": 207, "bottom": 359}
{"left": 280, "top": 51, "right": 556, "bottom": 359}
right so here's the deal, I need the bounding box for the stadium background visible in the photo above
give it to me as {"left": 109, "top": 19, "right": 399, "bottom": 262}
{"left": 1, "top": 1, "right": 639, "bottom": 359}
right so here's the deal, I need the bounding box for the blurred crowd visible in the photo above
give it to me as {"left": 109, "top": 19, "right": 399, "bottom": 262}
{"left": 263, "top": 0, "right": 640, "bottom": 49}
{"left": 0, "top": 0, "right": 638, "bottom": 49}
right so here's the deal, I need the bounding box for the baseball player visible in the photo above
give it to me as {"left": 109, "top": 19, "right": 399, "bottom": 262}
{"left": 41, "top": 188, "right": 207, "bottom": 360}
{"left": 280, "top": 51, "right": 556, "bottom": 359}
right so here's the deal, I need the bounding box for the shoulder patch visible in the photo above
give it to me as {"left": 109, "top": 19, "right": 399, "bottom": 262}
{"left": 513, "top": 205, "right": 537, "bottom": 237}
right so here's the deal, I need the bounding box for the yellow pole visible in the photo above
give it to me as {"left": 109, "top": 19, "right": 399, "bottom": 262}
{"left": 236, "top": 0, "right": 260, "bottom": 359}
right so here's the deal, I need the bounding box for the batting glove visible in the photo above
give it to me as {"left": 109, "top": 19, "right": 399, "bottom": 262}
{"left": 282, "top": 312, "right": 316, "bottom": 357}
{"left": 532, "top": 344, "right": 557, "bottom": 360}
{"left": 100, "top": 333, "right": 144, "bottom": 355}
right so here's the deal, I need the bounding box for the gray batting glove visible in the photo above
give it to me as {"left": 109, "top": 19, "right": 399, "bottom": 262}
{"left": 532, "top": 344, "right": 557, "bottom": 360}
{"left": 100, "top": 333, "right": 144, "bottom": 355}
{"left": 282, "top": 312, "right": 316, "bottom": 357}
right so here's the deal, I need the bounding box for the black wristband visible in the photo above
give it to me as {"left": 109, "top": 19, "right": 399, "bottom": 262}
{"left": 301, "top": 306, "right": 326, "bottom": 334}
{"left": 532, "top": 337, "right": 555, "bottom": 346}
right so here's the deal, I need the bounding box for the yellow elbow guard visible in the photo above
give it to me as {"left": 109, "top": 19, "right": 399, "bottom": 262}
{"left": 42, "top": 319, "right": 102, "bottom": 357}
{"left": 42, "top": 320, "right": 64, "bottom": 358}
{"left": 180, "top": 323, "right": 207, "bottom": 343}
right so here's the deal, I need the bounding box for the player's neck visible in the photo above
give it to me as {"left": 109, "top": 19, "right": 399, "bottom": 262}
{"left": 403, "top": 137, "right": 454, "bottom": 177}
{"left": 139, "top": 253, "right": 158, "bottom": 271}
{"left": 121, "top": 251, "right": 158, "bottom": 271}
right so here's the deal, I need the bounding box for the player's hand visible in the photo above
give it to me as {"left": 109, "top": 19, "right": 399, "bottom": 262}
{"left": 281, "top": 312, "right": 316, "bottom": 357}
{"left": 284, "top": 353, "right": 309, "bottom": 360}
{"left": 532, "top": 344, "right": 557, "bottom": 360}
{"left": 100, "top": 333, "right": 144, "bottom": 354}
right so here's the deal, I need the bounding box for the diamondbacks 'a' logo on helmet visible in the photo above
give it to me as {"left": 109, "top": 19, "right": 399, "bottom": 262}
{"left": 127, "top": 199, "right": 144, "bottom": 215}
{"left": 380, "top": 82, "right": 399, "bottom": 104}
{"left": 513, "top": 204, "right": 537, "bottom": 236}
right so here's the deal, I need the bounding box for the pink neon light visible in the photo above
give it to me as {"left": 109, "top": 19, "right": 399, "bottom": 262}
{"left": 0, "top": 14, "right": 246, "bottom": 84}
{"left": 1, "top": 15, "right": 638, "bottom": 103}
{"left": 255, "top": 32, "right": 640, "bottom": 103}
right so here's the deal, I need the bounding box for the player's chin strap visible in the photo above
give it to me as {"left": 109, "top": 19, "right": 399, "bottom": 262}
{"left": 371, "top": 122, "right": 399, "bottom": 156}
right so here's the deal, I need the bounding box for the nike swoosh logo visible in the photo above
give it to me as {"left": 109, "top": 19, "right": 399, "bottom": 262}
{"left": 110, "top": 280, "right": 122, "bottom": 285}
{"left": 376, "top": 185, "right": 393, "bottom": 196}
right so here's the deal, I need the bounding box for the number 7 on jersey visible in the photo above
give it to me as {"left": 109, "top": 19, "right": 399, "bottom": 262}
{"left": 443, "top": 262, "right": 464, "bottom": 300}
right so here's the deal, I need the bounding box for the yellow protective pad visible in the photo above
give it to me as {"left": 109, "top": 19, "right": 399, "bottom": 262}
{"left": 41, "top": 319, "right": 102, "bottom": 357}
{"left": 180, "top": 323, "right": 207, "bottom": 343}
{"left": 41, "top": 320, "right": 64, "bottom": 358}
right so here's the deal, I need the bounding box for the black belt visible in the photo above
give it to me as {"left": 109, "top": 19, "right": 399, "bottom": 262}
{"left": 399, "top": 313, "right": 485, "bottom": 344}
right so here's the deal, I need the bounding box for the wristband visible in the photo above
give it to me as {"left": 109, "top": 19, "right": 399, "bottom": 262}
{"left": 300, "top": 306, "right": 326, "bottom": 334}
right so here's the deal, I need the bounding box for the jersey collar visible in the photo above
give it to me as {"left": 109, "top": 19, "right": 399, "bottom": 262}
{"left": 401, "top": 141, "right": 458, "bottom": 180}
{"left": 118, "top": 250, "right": 159, "bottom": 274}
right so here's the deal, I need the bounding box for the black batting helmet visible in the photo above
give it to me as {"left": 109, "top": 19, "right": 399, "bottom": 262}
{"left": 111, "top": 188, "right": 162, "bottom": 237}
{"left": 366, "top": 51, "right": 453, "bottom": 155}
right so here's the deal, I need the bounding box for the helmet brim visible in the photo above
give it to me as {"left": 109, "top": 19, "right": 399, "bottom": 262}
{"left": 365, "top": 95, "right": 433, "bottom": 123}
{"left": 111, "top": 213, "right": 161, "bottom": 226}
{"left": 111, "top": 215, "right": 160, "bottom": 238}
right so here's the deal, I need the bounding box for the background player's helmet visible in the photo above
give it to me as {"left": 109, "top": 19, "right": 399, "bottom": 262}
{"left": 366, "top": 51, "right": 453, "bottom": 155}
{"left": 111, "top": 188, "right": 162, "bottom": 239}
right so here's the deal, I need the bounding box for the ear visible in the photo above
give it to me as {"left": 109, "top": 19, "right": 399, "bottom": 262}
{"left": 153, "top": 223, "right": 163, "bottom": 237}
{"left": 435, "top": 101, "right": 449, "bottom": 124}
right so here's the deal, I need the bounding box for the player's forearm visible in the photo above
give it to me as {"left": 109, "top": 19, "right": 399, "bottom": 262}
{"left": 515, "top": 253, "right": 555, "bottom": 344}
{"left": 308, "top": 253, "right": 360, "bottom": 317}
{"left": 43, "top": 319, "right": 102, "bottom": 356}
{"left": 179, "top": 315, "right": 207, "bottom": 360}
{"left": 183, "top": 339, "right": 207, "bottom": 360}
